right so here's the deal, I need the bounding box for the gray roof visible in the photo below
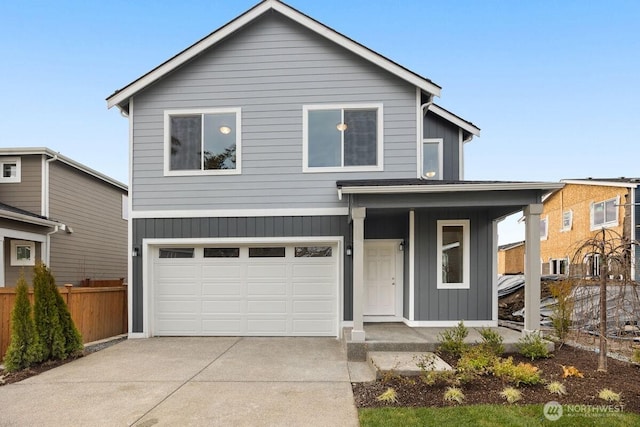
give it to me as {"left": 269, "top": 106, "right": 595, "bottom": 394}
{"left": 0, "top": 202, "right": 48, "bottom": 220}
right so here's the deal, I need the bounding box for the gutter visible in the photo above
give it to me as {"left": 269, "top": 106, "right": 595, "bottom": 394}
{"left": 0, "top": 209, "right": 60, "bottom": 228}
{"left": 338, "top": 182, "right": 565, "bottom": 195}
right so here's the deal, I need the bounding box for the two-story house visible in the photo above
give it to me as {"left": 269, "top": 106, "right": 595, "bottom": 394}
{"left": 0, "top": 148, "right": 128, "bottom": 286}
{"left": 107, "top": 0, "right": 561, "bottom": 341}
{"left": 540, "top": 178, "right": 640, "bottom": 280}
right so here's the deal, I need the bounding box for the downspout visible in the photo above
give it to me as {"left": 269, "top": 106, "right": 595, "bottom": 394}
{"left": 43, "top": 154, "right": 60, "bottom": 267}
{"left": 419, "top": 96, "right": 434, "bottom": 180}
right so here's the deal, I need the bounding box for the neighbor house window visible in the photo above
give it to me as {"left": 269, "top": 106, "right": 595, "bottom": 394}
{"left": 550, "top": 258, "right": 568, "bottom": 275}
{"left": 303, "top": 104, "right": 383, "bottom": 172}
{"left": 164, "top": 108, "right": 241, "bottom": 176}
{"left": 437, "top": 219, "right": 470, "bottom": 289}
{"left": 421, "top": 139, "right": 442, "bottom": 180}
{"left": 540, "top": 216, "right": 548, "bottom": 240}
{"left": 561, "top": 210, "right": 572, "bottom": 232}
{"left": 11, "top": 240, "right": 35, "bottom": 266}
{"left": 0, "top": 157, "right": 21, "bottom": 183}
{"left": 591, "top": 196, "right": 618, "bottom": 230}
{"left": 584, "top": 253, "right": 601, "bottom": 277}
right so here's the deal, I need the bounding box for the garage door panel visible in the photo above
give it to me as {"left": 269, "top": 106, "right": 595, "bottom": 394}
{"left": 293, "top": 319, "right": 334, "bottom": 334}
{"left": 292, "top": 264, "right": 334, "bottom": 278}
{"left": 202, "top": 319, "right": 243, "bottom": 334}
{"left": 156, "top": 319, "right": 200, "bottom": 335}
{"left": 202, "top": 265, "right": 242, "bottom": 278}
{"left": 247, "top": 264, "right": 287, "bottom": 279}
{"left": 247, "top": 318, "right": 287, "bottom": 334}
{"left": 202, "top": 299, "right": 243, "bottom": 314}
{"left": 155, "top": 264, "right": 198, "bottom": 278}
{"left": 202, "top": 282, "right": 242, "bottom": 296}
{"left": 156, "top": 300, "right": 200, "bottom": 314}
{"left": 247, "top": 300, "right": 287, "bottom": 314}
{"left": 156, "top": 282, "right": 200, "bottom": 297}
{"left": 293, "top": 282, "right": 334, "bottom": 296}
{"left": 293, "top": 299, "right": 334, "bottom": 314}
{"left": 247, "top": 282, "right": 287, "bottom": 295}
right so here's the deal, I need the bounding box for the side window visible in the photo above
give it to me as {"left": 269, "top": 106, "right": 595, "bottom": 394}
{"left": 0, "top": 157, "right": 21, "bottom": 183}
{"left": 164, "top": 108, "right": 241, "bottom": 176}
{"left": 421, "top": 139, "right": 442, "bottom": 179}
{"left": 437, "top": 219, "right": 470, "bottom": 289}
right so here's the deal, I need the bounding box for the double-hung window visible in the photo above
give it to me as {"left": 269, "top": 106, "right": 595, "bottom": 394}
{"left": 0, "top": 157, "right": 20, "bottom": 183}
{"left": 164, "top": 108, "right": 241, "bottom": 176}
{"left": 561, "top": 210, "right": 572, "bottom": 232}
{"left": 437, "top": 219, "right": 470, "bottom": 289}
{"left": 303, "top": 104, "right": 383, "bottom": 172}
{"left": 591, "top": 196, "right": 618, "bottom": 230}
{"left": 421, "top": 138, "right": 443, "bottom": 179}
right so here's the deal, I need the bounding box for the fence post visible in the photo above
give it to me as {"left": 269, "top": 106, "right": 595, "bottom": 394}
{"left": 64, "top": 284, "right": 73, "bottom": 306}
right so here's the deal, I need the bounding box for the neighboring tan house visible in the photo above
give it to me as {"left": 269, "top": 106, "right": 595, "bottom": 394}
{"left": 540, "top": 178, "right": 640, "bottom": 280}
{"left": 107, "top": 0, "right": 561, "bottom": 340}
{"left": 498, "top": 241, "right": 525, "bottom": 275}
{"left": 0, "top": 148, "right": 128, "bottom": 286}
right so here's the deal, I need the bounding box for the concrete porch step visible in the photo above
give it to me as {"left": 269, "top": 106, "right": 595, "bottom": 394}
{"left": 367, "top": 351, "right": 452, "bottom": 379}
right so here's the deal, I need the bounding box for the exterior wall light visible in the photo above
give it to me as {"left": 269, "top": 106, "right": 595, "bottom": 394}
{"left": 219, "top": 126, "right": 232, "bottom": 135}
{"left": 336, "top": 123, "right": 348, "bottom": 131}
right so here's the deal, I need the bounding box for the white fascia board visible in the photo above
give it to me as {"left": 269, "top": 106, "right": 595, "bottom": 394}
{"left": 0, "top": 147, "right": 127, "bottom": 191}
{"left": 560, "top": 179, "right": 639, "bottom": 189}
{"left": 107, "top": 0, "right": 441, "bottom": 109}
{"left": 131, "top": 207, "right": 349, "bottom": 219}
{"left": 0, "top": 209, "right": 59, "bottom": 228}
{"left": 339, "top": 182, "right": 564, "bottom": 195}
{"left": 430, "top": 105, "right": 480, "bottom": 137}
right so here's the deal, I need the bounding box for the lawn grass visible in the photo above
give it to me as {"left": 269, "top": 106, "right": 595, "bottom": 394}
{"left": 359, "top": 405, "right": 640, "bottom": 427}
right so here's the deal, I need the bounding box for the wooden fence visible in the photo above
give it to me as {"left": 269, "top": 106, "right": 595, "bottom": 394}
{"left": 0, "top": 285, "right": 127, "bottom": 361}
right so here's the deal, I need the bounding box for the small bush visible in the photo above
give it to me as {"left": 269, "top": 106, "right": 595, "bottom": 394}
{"left": 632, "top": 349, "right": 640, "bottom": 364}
{"left": 493, "top": 357, "right": 542, "bottom": 386}
{"left": 477, "top": 328, "right": 505, "bottom": 356}
{"left": 517, "top": 332, "right": 550, "bottom": 360}
{"left": 500, "top": 387, "right": 522, "bottom": 404}
{"left": 598, "top": 388, "right": 621, "bottom": 402}
{"left": 438, "top": 321, "right": 469, "bottom": 358}
{"left": 457, "top": 345, "right": 497, "bottom": 377}
{"left": 3, "top": 276, "right": 42, "bottom": 372}
{"left": 546, "top": 381, "right": 567, "bottom": 396}
{"left": 549, "top": 280, "right": 573, "bottom": 342}
{"left": 443, "top": 387, "right": 465, "bottom": 404}
{"left": 376, "top": 387, "right": 398, "bottom": 403}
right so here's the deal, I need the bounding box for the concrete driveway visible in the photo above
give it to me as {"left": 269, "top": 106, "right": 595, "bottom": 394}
{"left": 0, "top": 337, "right": 360, "bottom": 426}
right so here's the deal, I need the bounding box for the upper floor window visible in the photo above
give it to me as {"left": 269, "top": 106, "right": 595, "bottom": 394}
{"left": 303, "top": 104, "right": 383, "bottom": 172}
{"left": 164, "top": 108, "right": 241, "bottom": 176}
{"left": 0, "top": 157, "right": 21, "bottom": 183}
{"left": 421, "top": 139, "right": 442, "bottom": 180}
{"left": 540, "top": 216, "right": 548, "bottom": 240}
{"left": 591, "top": 196, "right": 618, "bottom": 230}
{"left": 437, "top": 219, "right": 470, "bottom": 289}
{"left": 561, "top": 210, "right": 572, "bottom": 232}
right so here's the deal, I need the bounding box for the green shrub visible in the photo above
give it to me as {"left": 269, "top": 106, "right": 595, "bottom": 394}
{"left": 443, "top": 387, "right": 465, "bottom": 404}
{"left": 632, "top": 349, "right": 640, "bottom": 364}
{"left": 53, "top": 285, "right": 83, "bottom": 358}
{"left": 3, "top": 275, "right": 42, "bottom": 372}
{"left": 598, "top": 388, "right": 621, "bottom": 402}
{"left": 457, "top": 345, "right": 497, "bottom": 377}
{"left": 546, "top": 381, "right": 567, "bottom": 396}
{"left": 517, "top": 332, "right": 551, "bottom": 360}
{"left": 492, "top": 357, "right": 542, "bottom": 386}
{"left": 376, "top": 387, "right": 398, "bottom": 404}
{"left": 438, "top": 321, "right": 469, "bottom": 358}
{"left": 500, "top": 387, "right": 523, "bottom": 404}
{"left": 477, "top": 328, "right": 505, "bottom": 356}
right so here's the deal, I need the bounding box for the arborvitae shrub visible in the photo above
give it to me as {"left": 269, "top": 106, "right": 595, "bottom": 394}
{"left": 33, "top": 263, "right": 67, "bottom": 361}
{"left": 3, "top": 275, "right": 41, "bottom": 372}
{"left": 52, "top": 280, "right": 83, "bottom": 357}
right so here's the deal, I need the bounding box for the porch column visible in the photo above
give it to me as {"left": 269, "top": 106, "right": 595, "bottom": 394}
{"left": 351, "top": 207, "right": 366, "bottom": 342}
{"left": 524, "top": 203, "right": 543, "bottom": 333}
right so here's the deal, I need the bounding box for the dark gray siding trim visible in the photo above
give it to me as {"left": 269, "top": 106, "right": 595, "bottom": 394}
{"left": 132, "top": 215, "right": 352, "bottom": 333}
{"left": 414, "top": 208, "right": 493, "bottom": 321}
{"left": 424, "top": 113, "right": 461, "bottom": 180}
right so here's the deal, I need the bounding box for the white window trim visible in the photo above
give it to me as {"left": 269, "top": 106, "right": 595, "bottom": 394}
{"left": 421, "top": 138, "right": 443, "bottom": 180}
{"left": 561, "top": 210, "right": 573, "bottom": 232}
{"left": 590, "top": 195, "right": 619, "bottom": 231}
{"left": 10, "top": 240, "right": 35, "bottom": 266}
{"left": 163, "top": 107, "right": 242, "bottom": 177}
{"left": 302, "top": 103, "right": 384, "bottom": 173}
{"left": 122, "top": 194, "right": 129, "bottom": 220}
{"left": 0, "top": 157, "right": 21, "bottom": 183}
{"left": 436, "top": 219, "right": 470, "bottom": 290}
{"left": 540, "top": 215, "right": 549, "bottom": 240}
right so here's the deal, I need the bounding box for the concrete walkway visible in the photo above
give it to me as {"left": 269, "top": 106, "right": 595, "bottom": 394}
{"left": 0, "top": 337, "right": 360, "bottom": 427}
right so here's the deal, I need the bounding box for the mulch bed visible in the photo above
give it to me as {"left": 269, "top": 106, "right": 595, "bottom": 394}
{"left": 352, "top": 344, "right": 640, "bottom": 413}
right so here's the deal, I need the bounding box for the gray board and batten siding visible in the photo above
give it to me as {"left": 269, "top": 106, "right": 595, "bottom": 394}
{"left": 48, "top": 161, "right": 128, "bottom": 285}
{"left": 423, "top": 113, "right": 461, "bottom": 181}
{"left": 131, "top": 216, "right": 352, "bottom": 333}
{"left": 0, "top": 155, "right": 42, "bottom": 215}
{"left": 131, "top": 11, "right": 422, "bottom": 212}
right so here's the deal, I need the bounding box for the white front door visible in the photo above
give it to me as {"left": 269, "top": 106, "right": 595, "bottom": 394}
{"left": 364, "top": 240, "right": 401, "bottom": 316}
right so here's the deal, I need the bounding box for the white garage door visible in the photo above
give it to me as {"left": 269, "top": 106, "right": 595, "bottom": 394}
{"left": 152, "top": 244, "right": 338, "bottom": 336}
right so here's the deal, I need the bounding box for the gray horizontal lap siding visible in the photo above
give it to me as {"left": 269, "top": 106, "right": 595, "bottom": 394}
{"left": 0, "top": 154, "right": 42, "bottom": 215}
{"left": 414, "top": 209, "right": 493, "bottom": 321}
{"left": 131, "top": 215, "right": 352, "bottom": 333}
{"left": 131, "top": 12, "right": 417, "bottom": 211}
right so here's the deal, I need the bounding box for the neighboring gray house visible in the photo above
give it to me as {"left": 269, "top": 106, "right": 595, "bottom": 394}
{"left": 0, "top": 148, "right": 128, "bottom": 286}
{"left": 107, "top": 0, "right": 561, "bottom": 340}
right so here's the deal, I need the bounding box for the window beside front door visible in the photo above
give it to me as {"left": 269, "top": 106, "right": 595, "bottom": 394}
{"left": 437, "top": 220, "right": 470, "bottom": 289}
{"left": 164, "top": 108, "right": 241, "bottom": 176}
{"left": 303, "top": 104, "right": 383, "bottom": 172}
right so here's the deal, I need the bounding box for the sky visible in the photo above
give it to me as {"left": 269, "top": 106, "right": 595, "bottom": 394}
{"left": 1, "top": 0, "right": 639, "bottom": 244}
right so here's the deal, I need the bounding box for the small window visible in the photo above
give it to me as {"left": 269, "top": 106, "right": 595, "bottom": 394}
{"left": 540, "top": 216, "right": 549, "bottom": 240}
{"left": 249, "top": 247, "right": 285, "bottom": 258}
{"left": 561, "top": 210, "right": 572, "bottom": 232}
{"left": 421, "top": 139, "right": 442, "bottom": 180}
{"left": 159, "top": 248, "right": 195, "bottom": 258}
{"left": 437, "top": 220, "right": 470, "bottom": 289}
{"left": 303, "top": 104, "right": 383, "bottom": 172}
{"left": 584, "top": 253, "right": 601, "bottom": 277}
{"left": 295, "top": 246, "right": 332, "bottom": 257}
{"left": 10, "top": 240, "right": 35, "bottom": 266}
{"left": 550, "top": 258, "right": 568, "bottom": 275}
{"left": 204, "top": 248, "right": 240, "bottom": 258}
{"left": 0, "top": 157, "right": 21, "bottom": 183}
{"left": 591, "top": 196, "right": 618, "bottom": 230}
{"left": 164, "top": 108, "right": 241, "bottom": 176}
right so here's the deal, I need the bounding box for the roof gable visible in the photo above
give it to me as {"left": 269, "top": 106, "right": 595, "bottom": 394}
{"left": 106, "top": 0, "right": 441, "bottom": 111}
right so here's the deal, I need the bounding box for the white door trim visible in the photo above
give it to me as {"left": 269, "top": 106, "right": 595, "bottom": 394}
{"left": 140, "top": 236, "right": 343, "bottom": 338}
{"left": 363, "top": 239, "right": 404, "bottom": 322}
